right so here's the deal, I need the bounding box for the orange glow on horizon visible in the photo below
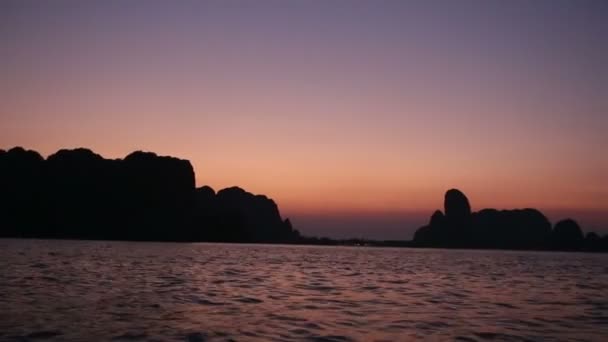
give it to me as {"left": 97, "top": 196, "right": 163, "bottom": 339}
{"left": 2, "top": 1, "right": 607, "bottom": 237}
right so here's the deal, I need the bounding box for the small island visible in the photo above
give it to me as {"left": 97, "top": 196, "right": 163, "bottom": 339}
{"left": 1, "top": 147, "right": 606, "bottom": 252}
{"left": 412, "top": 189, "right": 607, "bottom": 252}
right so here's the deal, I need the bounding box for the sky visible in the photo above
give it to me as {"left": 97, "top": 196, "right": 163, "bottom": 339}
{"left": 1, "top": 0, "right": 606, "bottom": 239}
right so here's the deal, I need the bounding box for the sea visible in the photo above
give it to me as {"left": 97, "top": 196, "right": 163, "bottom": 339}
{"left": 1, "top": 239, "right": 607, "bottom": 341}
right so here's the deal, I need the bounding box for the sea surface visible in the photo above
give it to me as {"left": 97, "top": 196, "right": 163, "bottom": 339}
{"left": 1, "top": 239, "right": 607, "bottom": 341}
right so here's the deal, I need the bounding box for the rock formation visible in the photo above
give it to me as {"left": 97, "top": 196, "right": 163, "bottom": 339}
{"left": 413, "top": 189, "right": 602, "bottom": 251}
{"left": 444, "top": 189, "right": 471, "bottom": 226}
{"left": 0, "top": 147, "right": 299, "bottom": 243}
{"left": 551, "top": 219, "right": 584, "bottom": 250}
{"left": 0, "top": 147, "right": 45, "bottom": 236}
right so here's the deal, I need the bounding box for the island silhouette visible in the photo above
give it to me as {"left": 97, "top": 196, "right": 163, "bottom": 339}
{"left": 1, "top": 147, "right": 606, "bottom": 252}
{"left": 0, "top": 147, "right": 298, "bottom": 243}
{"left": 413, "top": 189, "right": 606, "bottom": 251}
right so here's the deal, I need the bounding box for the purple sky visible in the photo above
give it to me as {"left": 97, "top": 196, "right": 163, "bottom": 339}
{"left": 1, "top": 0, "right": 607, "bottom": 239}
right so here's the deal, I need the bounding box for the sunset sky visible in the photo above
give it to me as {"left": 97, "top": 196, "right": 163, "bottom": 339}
{"left": 1, "top": 0, "right": 606, "bottom": 239}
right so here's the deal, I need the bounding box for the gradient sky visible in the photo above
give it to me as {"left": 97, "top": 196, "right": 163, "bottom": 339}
{"left": 1, "top": 0, "right": 607, "bottom": 239}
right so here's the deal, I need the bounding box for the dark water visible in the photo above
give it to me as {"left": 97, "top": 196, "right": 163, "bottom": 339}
{"left": 1, "top": 239, "right": 607, "bottom": 341}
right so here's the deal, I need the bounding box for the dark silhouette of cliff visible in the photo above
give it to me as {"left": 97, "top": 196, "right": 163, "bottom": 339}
{"left": 551, "top": 219, "right": 584, "bottom": 250}
{"left": 0, "top": 147, "right": 300, "bottom": 243}
{"left": 189, "top": 186, "right": 299, "bottom": 243}
{"left": 414, "top": 189, "right": 607, "bottom": 251}
{"left": 0, "top": 147, "right": 45, "bottom": 237}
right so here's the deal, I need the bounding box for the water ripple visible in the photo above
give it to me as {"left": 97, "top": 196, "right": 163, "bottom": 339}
{"left": 1, "top": 240, "right": 607, "bottom": 341}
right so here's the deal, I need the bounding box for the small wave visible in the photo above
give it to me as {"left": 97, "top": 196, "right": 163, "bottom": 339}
{"left": 300, "top": 284, "right": 335, "bottom": 292}
{"left": 289, "top": 328, "right": 311, "bottom": 335}
{"left": 267, "top": 313, "right": 307, "bottom": 322}
{"left": 235, "top": 296, "right": 263, "bottom": 304}
{"left": 185, "top": 332, "right": 208, "bottom": 342}
{"left": 302, "top": 322, "right": 323, "bottom": 330}
{"left": 336, "top": 320, "right": 357, "bottom": 327}
{"left": 361, "top": 285, "right": 379, "bottom": 290}
{"left": 223, "top": 268, "right": 243, "bottom": 276}
{"left": 308, "top": 335, "right": 354, "bottom": 342}
{"left": 25, "top": 330, "right": 63, "bottom": 339}
{"left": 39, "top": 276, "right": 59, "bottom": 282}
{"left": 111, "top": 332, "right": 148, "bottom": 340}
{"left": 474, "top": 331, "right": 527, "bottom": 341}
{"left": 454, "top": 336, "right": 476, "bottom": 342}
{"left": 197, "top": 298, "right": 224, "bottom": 306}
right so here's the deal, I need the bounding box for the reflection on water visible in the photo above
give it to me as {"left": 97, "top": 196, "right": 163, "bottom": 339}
{"left": 1, "top": 239, "right": 607, "bottom": 341}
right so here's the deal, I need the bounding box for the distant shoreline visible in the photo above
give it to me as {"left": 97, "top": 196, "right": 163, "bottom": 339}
{"left": 2, "top": 237, "right": 607, "bottom": 254}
